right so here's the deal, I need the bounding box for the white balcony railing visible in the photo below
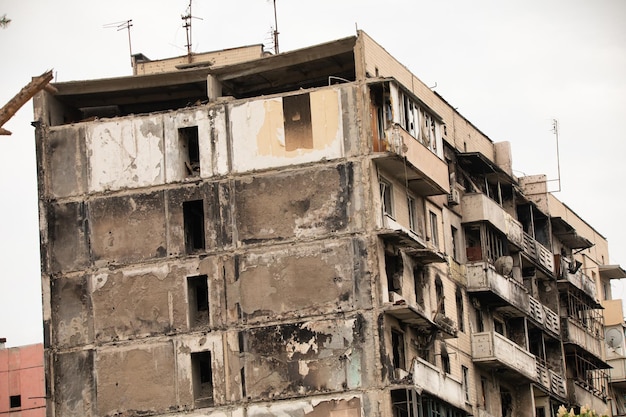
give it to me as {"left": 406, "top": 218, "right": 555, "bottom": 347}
{"left": 562, "top": 317, "right": 603, "bottom": 359}
{"left": 529, "top": 296, "right": 560, "bottom": 335}
{"left": 471, "top": 331, "right": 537, "bottom": 380}
{"left": 522, "top": 232, "right": 554, "bottom": 273}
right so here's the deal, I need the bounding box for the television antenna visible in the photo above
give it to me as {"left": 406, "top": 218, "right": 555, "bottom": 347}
{"left": 182, "top": 0, "right": 203, "bottom": 62}
{"left": 271, "top": 0, "right": 280, "bottom": 53}
{"left": 103, "top": 19, "right": 134, "bottom": 67}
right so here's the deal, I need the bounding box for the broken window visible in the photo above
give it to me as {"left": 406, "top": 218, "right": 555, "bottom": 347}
{"left": 10, "top": 395, "right": 21, "bottom": 408}
{"left": 480, "top": 376, "right": 489, "bottom": 409}
{"left": 407, "top": 196, "right": 417, "bottom": 233}
{"left": 494, "top": 318, "right": 505, "bottom": 336}
{"left": 391, "top": 388, "right": 419, "bottom": 417}
{"left": 441, "top": 351, "right": 450, "bottom": 374}
{"left": 283, "top": 93, "right": 313, "bottom": 151}
{"left": 391, "top": 329, "right": 406, "bottom": 370}
{"left": 450, "top": 226, "right": 459, "bottom": 261}
{"left": 476, "top": 308, "right": 484, "bottom": 332}
{"left": 456, "top": 288, "right": 465, "bottom": 333}
{"left": 386, "top": 250, "right": 404, "bottom": 294}
{"left": 191, "top": 351, "right": 214, "bottom": 407}
{"left": 380, "top": 178, "right": 393, "bottom": 218}
{"left": 500, "top": 389, "right": 513, "bottom": 417}
{"left": 187, "top": 275, "right": 209, "bottom": 328}
{"left": 413, "top": 265, "right": 425, "bottom": 309}
{"left": 179, "top": 126, "right": 200, "bottom": 177}
{"left": 462, "top": 366, "right": 470, "bottom": 403}
{"left": 435, "top": 276, "right": 445, "bottom": 315}
{"left": 429, "top": 211, "right": 439, "bottom": 248}
{"left": 183, "top": 200, "right": 205, "bottom": 253}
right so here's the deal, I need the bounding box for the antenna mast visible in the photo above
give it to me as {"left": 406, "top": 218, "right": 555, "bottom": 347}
{"left": 104, "top": 19, "right": 134, "bottom": 67}
{"left": 181, "top": 0, "right": 202, "bottom": 63}
{"left": 551, "top": 119, "right": 562, "bottom": 192}
{"left": 272, "top": 0, "right": 279, "bottom": 54}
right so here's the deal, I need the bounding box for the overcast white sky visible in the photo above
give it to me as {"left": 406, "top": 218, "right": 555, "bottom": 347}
{"left": 1, "top": 0, "right": 625, "bottom": 347}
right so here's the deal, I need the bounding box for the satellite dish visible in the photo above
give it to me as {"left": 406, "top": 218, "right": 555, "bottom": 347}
{"left": 606, "top": 328, "right": 623, "bottom": 349}
{"left": 495, "top": 256, "right": 513, "bottom": 277}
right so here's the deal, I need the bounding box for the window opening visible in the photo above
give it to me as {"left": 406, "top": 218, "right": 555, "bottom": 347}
{"left": 441, "top": 351, "right": 450, "bottom": 374}
{"left": 283, "top": 93, "right": 313, "bottom": 151}
{"left": 183, "top": 200, "right": 205, "bottom": 253}
{"left": 391, "top": 388, "right": 419, "bottom": 417}
{"left": 392, "top": 329, "right": 406, "bottom": 370}
{"left": 179, "top": 126, "right": 200, "bottom": 177}
{"left": 413, "top": 265, "right": 425, "bottom": 309}
{"left": 407, "top": 196, "right": 417, "bottom": 232}
{"left": 500, "top": 389, "right": 513, "bottom": 417}
{"left": 386, "top": 251, "right": 404, "bottom": 294}
{"left": 10, "top": 395, "right": 21, "bottom": 409}
{"left": 380, "top": 178, "right": 393, "bottom": 218}
{"left": 451, "top": 226, "right": 459, "bottom": 261}
{"left": 462, "top": 366, "right": 470, "bottom": 403}
{"left": 429, "top": 211, "right": 439, "bottom": 247}
{"left": 187, "top": 275, "right": 209, "bottom": 328}
{"left": 476, "top": 309, "right": 484, "bottom": 332}
{"left": 456, "top": 288, "right": 465, "bottom": 333}
{"left": 435, "top": 277, "right": 445, "bottom": 315}
{"left": 494, "top": 319, "right": 505, "bottom": 336}
{"left": 191, "top": 351, "right": 214, "bottom": 407}
{"left": 480, "top": 376, "right": 489, "bottom": 408}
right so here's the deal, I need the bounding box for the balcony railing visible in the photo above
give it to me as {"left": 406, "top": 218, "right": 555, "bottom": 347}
{"left": 521, "top": 232, "right": 554, "bottom": 273}
{"left": 379, "top": 215, "right": 446, "bottom": 264}
{"left": 466, "top": 262, "right": 530, "bottom": 317}
{"left": 608, "top": 357, "right": 626, "bottom": 385}
{"left": 556, "top": 255, "right": 598, "bottom": 302}
{"left": 471, "top": 331, "right": 537, "bottom": 381}
{"left": 461, "top": 193, "right": 524, "bottom": 248}
{"left": 529, "top": 296, "right": 560, "bottom": 336}
{"left": 411, "top": 357, "right": 467, "bottom": 411}
{"left": 536, "top": 362, "right": 567, "bottom": 399}
{"left": 561, "top": 317, "right": 603, "bottom": 359}
{"left": 374, "top": 125, "right": 450, "bottom": 196}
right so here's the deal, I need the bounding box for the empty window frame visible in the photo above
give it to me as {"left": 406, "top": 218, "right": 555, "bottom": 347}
{"left": 391, "top": 388, "right": 420, "bottom": 417}
{"left": 187, "top": 275, "right": 209, "bottom": 328}
{"left": 455, "top": 288, "right": 465, "bottom": 333}
{"left": 462, "top": 366, "right": 470, "bottom": 403}
{"left": 191, "top": 351, "right": 214, "bottom": 407}
{"left": 179, "top": 126, "right": 200, "bottom": 177}
{"left": 283, "top": 93, "right": 313, "bottom": 151}
{"left": 450, "top": 226, "right": 459, "bottom": 261}
{"left": 183, "top": 200, "right": 205, "bottom": 253}
{"left": 441, "top": 351, "right": 450, "bottom": 374}
{"left": 429, "top": 211, "right": 439, "bottom": 247}
{"left": 380, "top": 178, "right": 393, "bottom": 218}
{"left": 391, "top": 329, "right": 406, "bottom": 370}
{"left": 9, "top": 395, "right": 21, "bottom": 408}
{"left": 407, "top": 196, "right": 417, "bottom": 233}
{"left": 435, "top": 276, "right": 445, "bottom": 315}
{"left": 386, "top": 250, "right": 404, "bottom": 294}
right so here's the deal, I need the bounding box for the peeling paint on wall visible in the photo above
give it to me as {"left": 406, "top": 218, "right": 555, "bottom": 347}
{"left": 230, "top": 88, "right": 345, "bottom": 172}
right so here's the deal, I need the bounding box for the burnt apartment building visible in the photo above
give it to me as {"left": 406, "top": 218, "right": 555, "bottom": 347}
{"left": 33, "top": 31, "right": 623, "bottom": 417}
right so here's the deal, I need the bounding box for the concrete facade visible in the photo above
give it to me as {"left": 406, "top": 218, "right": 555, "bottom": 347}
{"left": 33, "top": 31, "right": 621, "bottom": 417}
{"left": 0, "top": 342, "right": 46, "bottom": 417}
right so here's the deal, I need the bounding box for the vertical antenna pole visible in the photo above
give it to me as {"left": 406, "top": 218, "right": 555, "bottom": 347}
{"left": 273, "top": 0, "right": 279, "bottom": 54}
{"left": 182, "top": 0, "right": 193, "bottom": 62}
{"left": 126, "top": 19, "right": 133, "bottom": 67}
{"left": 552, "top": 119, "right": 562, "bottom": 192}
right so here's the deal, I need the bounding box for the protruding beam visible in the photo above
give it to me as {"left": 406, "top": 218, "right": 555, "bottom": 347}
{"left": 0, "top": 70, "right": 54, "bottom": 135}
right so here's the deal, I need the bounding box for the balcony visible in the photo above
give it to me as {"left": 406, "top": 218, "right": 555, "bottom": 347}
{"left": 529, "top": 296, "right": 560, "bottom": 337}
{"left": 379, "top": 215, "right": 446, "bottom": 264}
{"left": 556, "top": 255, "right": 599, "bottom": 303}
{"left": 466, "top": 262, "right": 530, "bottom": 317}
{"left": 521, "top": 232, "right": 554, "bottom": 274}
{"left": 471, "top": 331, "right": 537, "bottom": 381}
{"left": 461, "top": 193, "right": 524, "bottom": 248}
{"left": 536, "top": 362, "right": 567, "bottom": 399}
{"left": 374, "top": 124, "right": 449, "bottom": 196}
{"left": 411, "top": 357, "right": 467, "bottom": 411}
{"left": 561, "top": 317, "right": 603, "bottom": 359}
{"left": 608, "top": 357, "right": 626, "bottom": 387}
{"left": 385, "top": 293, "right": 457, "bottom": 338}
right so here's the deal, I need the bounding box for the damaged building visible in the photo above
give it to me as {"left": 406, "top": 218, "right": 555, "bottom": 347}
{"left": 33, "top": 31, "right": 623, "bottom": 417}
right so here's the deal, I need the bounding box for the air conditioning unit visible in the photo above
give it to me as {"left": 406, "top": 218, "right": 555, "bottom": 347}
{"left": 447, "top": 189, "right": 460, "bottom": 206}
